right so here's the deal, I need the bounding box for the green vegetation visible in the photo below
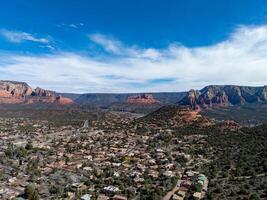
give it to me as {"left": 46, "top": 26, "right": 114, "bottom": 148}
{"left": 24, "top": 184, "right": 39, "bottom": 200}
{"left": 201, "top": 125, "right": 267, "bottom": 199}
{"left": 202, "top": 103, "right": 267, "bottom": 125}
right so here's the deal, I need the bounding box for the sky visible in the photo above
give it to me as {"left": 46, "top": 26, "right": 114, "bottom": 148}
{"left": 0, "top": 0, "right": 267, "bottom": 93}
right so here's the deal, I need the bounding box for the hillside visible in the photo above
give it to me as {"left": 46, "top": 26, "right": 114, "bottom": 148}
{"left": 137, "top": 105, "right": 213, "bottom": 128}
{"left": 179, "top": 85, "right": 267, "bottom": 109}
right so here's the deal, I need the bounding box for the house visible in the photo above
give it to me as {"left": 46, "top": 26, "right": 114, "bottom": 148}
{"left": 197, "top": 174, "right": 206, "bottom": 182}
{"left": 172, "top": 194, "right": 183, "bottom": 200}
{"left": 193, "top": 192, "right": 201, "bottom": 199}
{"left": 176, "top": 190, "right": 186, "bottom": 198}
{"left": 81, "top": 194, "right": 92, "bottom": 200}
{"left": 134, "top": 177, "right": 144, "bottom": 183}
{"left": 163, "top": 170, "right": 174, "bottom": 177}
{"left": 173, "top": 190, "right": 186, "bottom": 200}
{"left": 114, "top": 172, "right": 120, "bottom": 177}
{"left": 103, "top": 186, "right": 119, "bottom": 193}
{"left": 180, "top": 180, "right": 192, "bottom": 189}
{"left": 97, "top": 194, "right": 109, "bottom": 200}
{"left": 198, "top": 180, "right": 204, "bottom": 185}
{"left": 113, "top": 195, "right": 127, "bottom": 200}
{"left": 185, "top": 171, "right": 195, "bottom": 177}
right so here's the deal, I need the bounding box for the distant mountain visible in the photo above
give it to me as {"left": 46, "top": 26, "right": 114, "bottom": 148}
{"left": 178, "top": 85, "right": 267, "bottom": 109}
{"left": 75, "top": 92, "right": 186, "bottom": 106}
{"left": 0, "top": 80, "right": 73, "bottom": 105}
{"left": 3, "top": 81, "right": 267, "bottom": 114}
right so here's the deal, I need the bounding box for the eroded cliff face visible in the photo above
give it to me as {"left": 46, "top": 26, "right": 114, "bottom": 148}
{"left": 179, "top": 85, "right": 267, "bottom": 109}
{"left": 0, "top": 81, "right": 33, "bottom": 97}
{"left": 127, "top": 94, "right": 159, "bottom": 104}
{"left": 32, "top": 87, "right": 55, "bottom": 97}
{"left": 0, "top": 80, "right": 73, "bottom": 105}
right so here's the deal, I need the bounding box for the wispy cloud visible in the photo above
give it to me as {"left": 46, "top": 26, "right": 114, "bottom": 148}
{"left": 69, "top": 24, "right": 78, "bottom": 28}
{"left": 0, "top": 29, "right": 50, "bottom": 44}
{"left": 89, "top": 33, "right": 161, "bottom": 59}
{"left": 56, "top": 23, "right": 84, "bottom": 29}
{"left": 0, "top": 25, "right": 267, "bottom": 93}
{"left": 89, "top": 34, "right": 123, "bottom": 54}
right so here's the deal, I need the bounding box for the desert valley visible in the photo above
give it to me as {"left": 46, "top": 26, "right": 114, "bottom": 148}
{"left": 0, "top": 80, "right": 266, "bottom": 200}
{"left": 1, "top": 1, "right": 267, "bottom": 199}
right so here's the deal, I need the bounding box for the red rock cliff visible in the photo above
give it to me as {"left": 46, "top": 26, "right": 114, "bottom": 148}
{"left": 127, "top": 94, "right": 159, "bottom": 104}
{"left": 0, "top": 80, "right": 73, "bottom": 105}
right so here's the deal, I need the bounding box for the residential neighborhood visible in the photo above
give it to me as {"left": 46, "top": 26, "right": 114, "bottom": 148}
{"left": 0, "top": 110, "right": 211, "bottom": 200}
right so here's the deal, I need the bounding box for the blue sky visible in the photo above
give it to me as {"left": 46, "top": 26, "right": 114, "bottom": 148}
{"left": 0, "top": 0, "right": 267, "bottom": 93}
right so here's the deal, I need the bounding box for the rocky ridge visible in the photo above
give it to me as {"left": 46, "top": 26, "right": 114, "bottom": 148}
{"left": 179, "top": 85, "right": 267, "bottom": 109}
{"left": 0, "top": 80, "right": 73, "bottom": 105}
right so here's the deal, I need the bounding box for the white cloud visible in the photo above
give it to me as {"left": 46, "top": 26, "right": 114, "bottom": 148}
{"left": 57, "top": 23, "right": 84, "bottom": 29}
{"left": 0, "top": 25, "right": 267, "bottom": 93}
{"left": 89, "top": 33, "right": 161, "bottom": 59}
{"left": 89, "top": 34, "right": 123, "bottom": 54}
{"left": 0, "top": 29, "right": 50, "bottom": 44}
{"left": 69, "top": 24, "right": 78, "bottom": 28}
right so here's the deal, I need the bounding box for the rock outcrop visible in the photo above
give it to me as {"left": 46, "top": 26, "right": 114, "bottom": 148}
{"left": 179, "top": 85, "right": 267, "bottom": 109}
{"left": 0, "top": 80, "right": 73, "bottom": 105}
{"left": 138, "top": 105, "right": 213, "bottom": 128}
{"left": 55, "top": 96, "right": 74, "bottom": 105}
{"left": 32, "top": 87, "right": 55, "bottom": 97}
{"left": 0, "top": 81, "right": 33, "bottom": 97}
{"left": 127, "top": 94, "right": 159, "bottom": 104}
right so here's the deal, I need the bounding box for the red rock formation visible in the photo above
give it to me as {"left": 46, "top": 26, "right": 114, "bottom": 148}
{"left": 55, "top": 96, "right": 73, "bottom": 105}
{"left": 178, "top": 85, "right": 267, "bottom": 109}
{"left": 0, "top": 80, "right": 73, "bottom": 105}
{"left": 0, "top": 90, "right": 12, "bottom": 98}
{"left": 127, "top": 94, "right": 159, "bottom": 104}
{"left": 0, "top": 80, "right": 33, "bottom": 97}
{"left": 33, "top": 87, "right": 55, "bottom": 97}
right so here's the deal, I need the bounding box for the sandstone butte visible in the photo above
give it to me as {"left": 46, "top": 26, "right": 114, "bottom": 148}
{"left": 127, "top": 94, "right": 159, "bottom": 105}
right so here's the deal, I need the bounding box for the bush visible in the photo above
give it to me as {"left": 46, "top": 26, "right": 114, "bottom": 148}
{"left": 25, "top": 185, "right": 39, "bottom": 200}
{"left": 249, "top": 193, "right": 260, "bottom": 200}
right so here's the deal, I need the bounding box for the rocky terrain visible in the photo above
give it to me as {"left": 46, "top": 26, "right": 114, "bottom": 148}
{"left": 179, "top": 85, "right": 267, "bottom": 109}
{"left": 1, "top": 81, "right": 267, "bottom": 125}
{"left": 0, "top": 80, "right": 73, "bottom": 105}
{"left": 0, "top": 91, "right": 266, "bottom": 199}
{"left": 0, "top": 81, "right": 33, "bottom": 97}
{"left": 127, "top": 94, "right": 159, "bottom": 104}
{"left": 137, "top": 105, "right": 213, "bottom": 128}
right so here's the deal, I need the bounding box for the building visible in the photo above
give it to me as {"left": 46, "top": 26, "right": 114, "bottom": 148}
{"left": 81, "top": 194, "right": 92, "bottom": 200}
{"left": 113, "top": 195, "right": 128, "bottom": 200}
{"left": 103, "top": 186, "right": 120, "bottom": 193}
{"left": 193, "top": 192, "right": 201, "bottom": 199}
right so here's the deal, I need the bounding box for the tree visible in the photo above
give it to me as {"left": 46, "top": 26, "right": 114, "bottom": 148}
{"left": 249, "top": 193, "right": 260, "bottom": 200}
{"left": 25, "top": 185, "right": 39, "bottom": 200}
{"left": 25, "top": 141, "right": 33, "bottom": 150}
{"left": 213, "top": 184, "right": 223, "bottom": 194}
{"left": 195, "top": 184, "right": 203, "bottom": 193}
